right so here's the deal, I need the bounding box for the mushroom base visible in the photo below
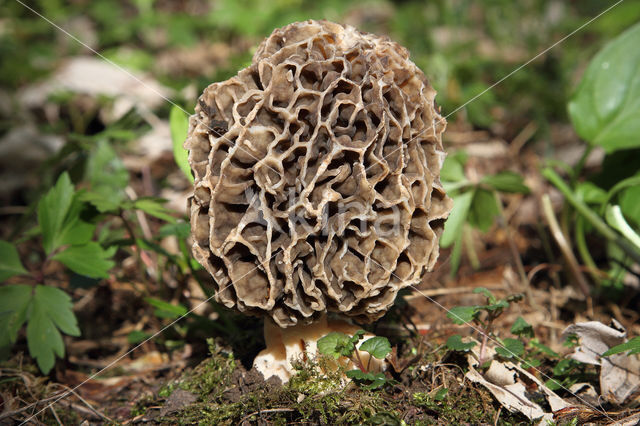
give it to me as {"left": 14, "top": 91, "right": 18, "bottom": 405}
{"left": 253, "top": 315, "right": 385, "bottom": 383}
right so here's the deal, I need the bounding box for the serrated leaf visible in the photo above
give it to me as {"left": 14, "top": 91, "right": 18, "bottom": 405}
{"left": 34, "top": 286, "right": 80, "bottom": 337}
{"left": 602, "top": 336, "right": 640, "bottom": 356}
{"left": 440, "top": 190, "right": 474, "bottom": 248}
{"left": 445, "top": 335, "right": 476, "bottom": 352}
{"left": 146, "top": 297, "right": 188, "bottom": 319}
{"left": 0, "top": 285, "right": 32, "bottom": 347}
{"left": 25, "top": 285, "right": 79, "bottom": 374}
{"left": 481, "top": 171, "right": 530, "bottom": 194}
{"left": 53, "top": 242, "right": 115, "bottom": 279}
{"left": 467, "top": 189, "right": 500, "bottom": 232}
{"left": 133, "top": 198, "right": 176, "bottom": 223}
{"left": 446, "top": 306, "right": 477, "bottom": 325}
{"left": 170, "top": 106, "right": 194, "bottom": 183}
{"left": 511, "top": 316, "right": 534, "bottom": 338}
{"left": 568, "top": 22, "right": 640, "bottom": 152}
{"left": 0, "top": 240, "right": 28, "bottom": 282}
{"left": 38, "top": 172, "right": 75, "bottom": 255}
{"left": 495, "top": 338, "right": 525, "bottom": 358}
{"left": 360, "top": 336, "right": 392, "bottom": 359}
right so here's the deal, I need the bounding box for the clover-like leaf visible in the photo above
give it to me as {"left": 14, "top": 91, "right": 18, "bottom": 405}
{"left": 360, "top": 336, "right": 392, "bottom": 359}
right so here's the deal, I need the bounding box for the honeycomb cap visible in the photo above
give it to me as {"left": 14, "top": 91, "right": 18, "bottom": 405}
{"left": 186, "top": 20, "right": 452, "bottom": 327}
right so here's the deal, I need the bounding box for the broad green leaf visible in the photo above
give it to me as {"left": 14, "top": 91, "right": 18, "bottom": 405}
{"left": 440, "top": 190, "right": 474, "bottom": 248}
{"left": 568, "top": 23, "right": 640, "bottom": 152}
{"left": 467, "top": 189, "right": 499, "bottom": 232}
{"left": 53, "top": 242, "right": 115, "bottom": 279}
{"left": 38, "top": 172, "right": 75, "bottom": 254}
{"left": 481, "top": 171, "right": 530, "bottom": 194}
{"left": 0, "top": 285, "right": 32, "bottom": 347}
{"left": 345, "top": 370, "right": 388, "bottom": 389}
{"left": 359, "top": 336, "right": 392, "bottom": 359}
{"left": 496, "top": 338, "right": 525, "bottom": 358}
{"left": 33, "top": 286, "right": 80, "bottom": 337}
{"left": 25, "top": 285, "right": 79, "bottom": 374}
{"left": 620, "top": 185, "right": 640, "bottom": 225}
{"left": 530, "top": 339, "right": 559, "bottom": 358}
{"left": 318, "top": 332, "right": 352, "bottom": 359}
{"left": 56, "top": 194, "right": 95, "bottom": 247}
{"left": 446, "top": 306, "right": 477, "bottom": 325}
{"left": 602, "top": 336, "right": 640, "bottom": 356}
{"left": 445, "top": 335, "right": 476, "bottom": 352}
{"left": 133, "top": 198, "right": 176, "bottom": 223}
{"left": 511, "top": 316, "right": 534, "bottom": 338}
{"left": 170, "top": 106, "right": 194, "bottom": 183}
{"left": 146, "top": 297, "right": 188, "bottom": 319}
{"left": 0, "top": 240, "right": 27, "bottom": 282}
{"left": 128, "top": 330, "right": 151, "bottom": 344}
{"left": 434, "top": 388, "right": 448, "bottom": 401}
{"left": 483, "top": 299, "right": 509, "bottom": 311}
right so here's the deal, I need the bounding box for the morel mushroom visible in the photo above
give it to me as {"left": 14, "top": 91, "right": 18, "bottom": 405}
{"left": 185, "top": 20, "right": 452, "bottom": 381}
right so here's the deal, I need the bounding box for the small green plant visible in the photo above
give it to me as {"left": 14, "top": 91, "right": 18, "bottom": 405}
{"left": 543, "top": 22, "right": 640, "bottom": 293}
{"left": 317, "top": 330, "right": 394, "bottom": 390}
{"left": 602, "top": 336, "right": 640, "bottom": 357}
{"left": 440, "top": 152, "right": 530, "bottom": 273}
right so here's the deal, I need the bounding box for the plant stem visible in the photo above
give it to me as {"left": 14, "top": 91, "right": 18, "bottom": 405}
{"left": 542, "top": 168, "right": 640, "bottom": 264}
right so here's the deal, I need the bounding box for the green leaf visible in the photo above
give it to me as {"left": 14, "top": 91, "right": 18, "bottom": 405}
{"left": 34, "top": 286, "right": 81, "bottom": 337}
{"left": 145, "top": 297, "right": 188, "bottom": 319}
{"left": 481, "top": 171, "right": 530, "bottom": 194}
{"left": 440, "top": 152, "right": 468, "bottom": 183}
{"left": 158, "top": 222, "right": 191, "bottom": 239}
{"left": 38, "top": 172, "right": 75, "bottom": 254}
{"left": 434, "top": 388, "right": 448, "bottom": 401}
{"left": 84, "top": 140, "right": 128, "bottom": 212}
{"left": 467, "top": 189, "right": 499, "bottom": 232}
{"left": 128, "top": 330, "right": 151, "bottom": 344}
{"left": 511, "top": 316, "right": 534, "bottom": 338}
{"left": 445, "top": 335, "right": 476, "bottom": 352}
{"left": 26, "top": 285, "right": 80, "bottom": 374}
{"left": 345, "top": 370, "right": 388, "bottom": 389}
{"left": 133, "top": 198, "right": 176, "bottom": 223}
{"left": 360, "top": 336, "right": 392, "bottom": 359}
{"left": 0, "top": 285, "right": 32, "bottom": 347}
{"left": 318, "top": 332, "right": 352, "bottom": 359}
{"left": 0, "top": 240, "right": 27, "bottom": 282}
{"left": 576, "top": 182, "right": 607, "bottom": 205}
{"left": 440, "top": 190, "right": 474, "bottom": 248}
{"left": 495, "top": 338, "right": 525, "bottom": 358}
{"left": 446, "top": 306, "right": 477, "bottom": 325}
{"left": 53, "top": 242, "right": 115, "bottom": 279}
{"left": 620, "top": 185, "right": 640, "bottom": 225}
{"left": 473, "top": 287, "right": 496, "bottom": 303}
{"left": 530, "top": 340, "right": 559, "bottom": 358}
{"left": 170, "top": 106, "right": 194, "bottom": 183}
{"left": 602, "top": 336, "right": 640, "bottom": 356}
{"left": 568, "top": 23, "right": 640, "bottom": 152}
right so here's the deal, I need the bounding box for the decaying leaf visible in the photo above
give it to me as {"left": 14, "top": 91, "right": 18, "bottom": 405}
{"left": 562, "top": 320, "right": 640, "bottom": 404}
{"left": 463, "top": 340, "right": 569, "bottom": 422}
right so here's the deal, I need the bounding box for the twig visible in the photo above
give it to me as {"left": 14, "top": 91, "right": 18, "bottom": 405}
{"left": 49, "top": 405, "right": 62, "bottom": 425}
{"left": 540, "top": 194, "right": 591, "bottom": 298}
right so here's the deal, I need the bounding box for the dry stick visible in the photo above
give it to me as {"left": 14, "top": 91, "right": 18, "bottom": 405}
{"left": 540, "top": 194, "right": 591, "bottom": 298}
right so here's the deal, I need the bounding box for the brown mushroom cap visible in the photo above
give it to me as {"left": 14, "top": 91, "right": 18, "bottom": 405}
{"left": 186, "top": 20, "right": 452, "bottom": 328}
